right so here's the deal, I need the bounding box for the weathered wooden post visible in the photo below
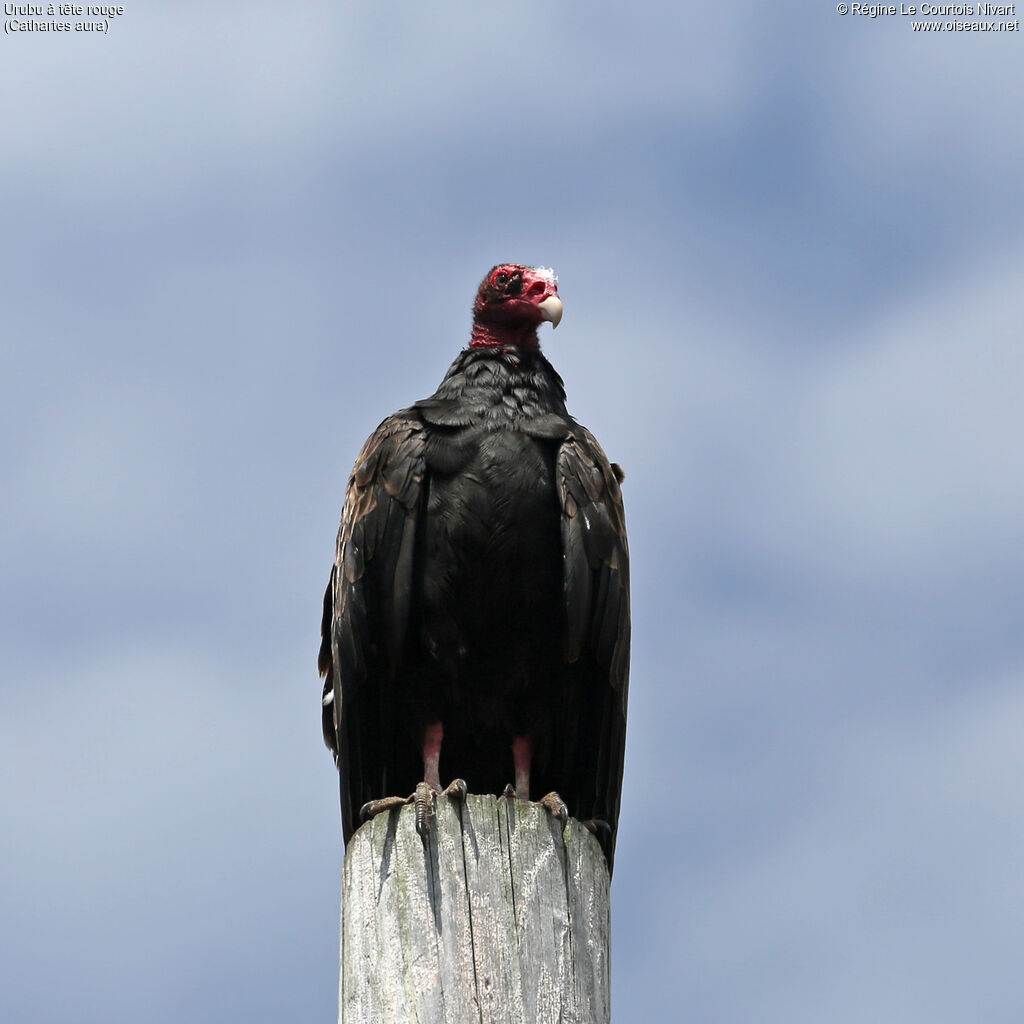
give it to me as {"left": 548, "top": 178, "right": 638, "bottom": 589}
{"left": 339, "top": 792, "right": 611, "bottom": 1024}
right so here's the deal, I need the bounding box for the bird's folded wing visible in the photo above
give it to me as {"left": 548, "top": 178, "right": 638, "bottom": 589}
{"left": 319, "top": 410, "right": 427, "bottom": 840}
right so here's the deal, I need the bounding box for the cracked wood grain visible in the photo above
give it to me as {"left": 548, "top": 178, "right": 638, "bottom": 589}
{"left": 339, "top": 793, "right": 611, "bottom": 1024}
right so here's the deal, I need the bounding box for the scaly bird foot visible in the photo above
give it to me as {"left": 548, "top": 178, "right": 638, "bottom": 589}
{"left": 539, "top": 790, "right": 569, "bottom": 826}
{"left": 413, "top": 780, "right": 436, "bottom": 837}
{"left": 359, "top": 778, "right": 467, "bottom": 836}
{"left": 415, "top": 778, "right": 469, "bottom": 837}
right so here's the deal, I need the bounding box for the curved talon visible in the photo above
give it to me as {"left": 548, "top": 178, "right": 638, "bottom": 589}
{"left": 540, "top": 791, "right": 569, "bottom": 826}
{"left": 443, "top": 778, "right": 468, "bottom": 800}
{"left": 502, "top": 783, "right": 517, "bottom": 799}
{"left": 582, "top": 818, "right": 612, "bottom": 837}
{"left": 360, "top": 793, "right": 413, "bottom": 823}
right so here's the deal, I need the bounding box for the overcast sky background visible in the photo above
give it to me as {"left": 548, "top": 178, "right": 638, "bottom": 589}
{"left": 4, "top": 3, "right": 1024, "bottom": 1022}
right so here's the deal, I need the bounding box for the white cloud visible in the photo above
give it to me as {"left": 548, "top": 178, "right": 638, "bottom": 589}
{"left": 766, "top": 245, "right": 1024, "bottom": 586}
{"left": 640, "top": 666, "right": 1024, "bottom": 1023}
{"left": 1, "top": 2, "right": 755, "bottom": 203}
{"left": 0, "top": 642, "right": 340, "bottom": 1022}
{"left": 832, "top": 24, "right": 1024, "bottom": 183}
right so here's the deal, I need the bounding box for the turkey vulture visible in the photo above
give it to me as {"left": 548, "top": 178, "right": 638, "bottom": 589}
{"left": 319, "top": 265, "right": 630, "bottom": 872}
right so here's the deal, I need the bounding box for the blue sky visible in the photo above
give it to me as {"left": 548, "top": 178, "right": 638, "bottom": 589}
{"left": 4, "top": 3, "right": 1024, "bottom": 1022}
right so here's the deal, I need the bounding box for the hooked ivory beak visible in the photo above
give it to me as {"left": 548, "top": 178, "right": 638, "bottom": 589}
{"left": 537, "top": 294, "right": 563, "bottom": 328}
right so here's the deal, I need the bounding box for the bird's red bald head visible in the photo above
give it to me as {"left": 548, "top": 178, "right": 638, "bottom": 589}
{"left": 470, "top": 265, "right": 563, "bottom": 349}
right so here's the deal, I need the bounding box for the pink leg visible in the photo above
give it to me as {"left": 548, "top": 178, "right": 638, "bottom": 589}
{"left": 360, "top": 721, "right": 463, "bottom": 839}
{"left": 512, "top": 735, "right": 532, "bottom": 801}
{"left": 423, "top": 722, "right": 443, "bottom": 791}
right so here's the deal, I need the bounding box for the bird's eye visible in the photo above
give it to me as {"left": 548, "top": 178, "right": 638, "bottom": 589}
{"left": 495, "top": 272, "right": 508, "bottom": 286}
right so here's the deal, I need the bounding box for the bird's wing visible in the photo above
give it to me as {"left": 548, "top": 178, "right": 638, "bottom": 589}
{"left": 557, "top": 423, "right": 630, "bottom": 872}
{"left": 318, "top": 410, "right": 427, "bottom": 841}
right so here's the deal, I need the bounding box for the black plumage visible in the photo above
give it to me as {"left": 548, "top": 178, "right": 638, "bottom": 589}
{"left": 319, "top": 265, "right": 630, "bottom": 872}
